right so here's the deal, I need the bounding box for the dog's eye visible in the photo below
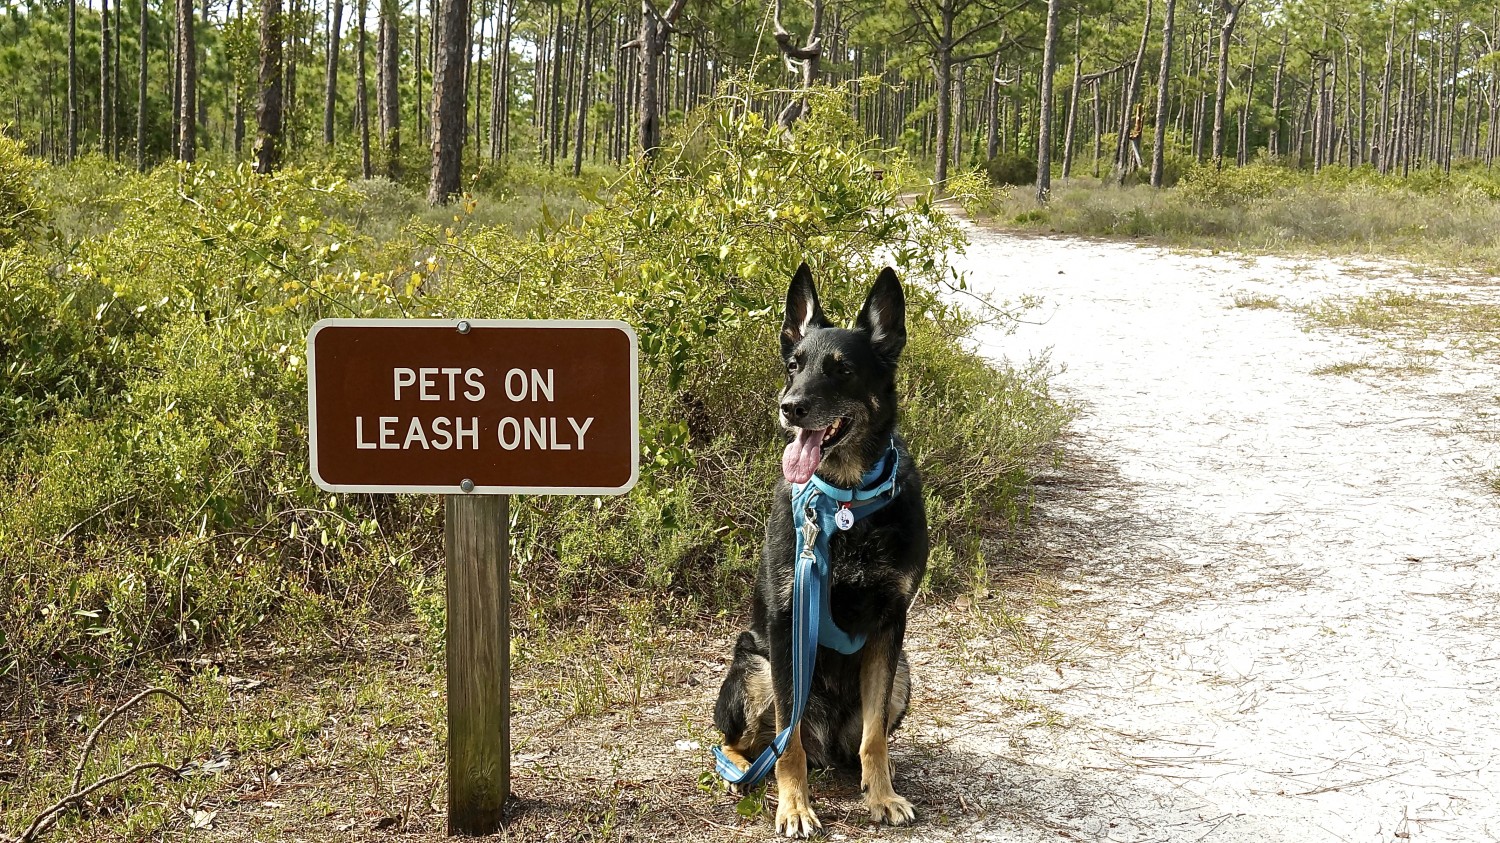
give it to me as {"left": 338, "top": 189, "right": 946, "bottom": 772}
{"left": 837, "top": 364, "right": 854, "bottom": 376}
{"left": 787, "top": 360, "right": 799, "bottom": 374}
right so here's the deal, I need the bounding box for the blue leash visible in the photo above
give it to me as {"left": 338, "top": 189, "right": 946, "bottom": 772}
{"left": 712, "top": 444, "right": 901, "bottom": 788}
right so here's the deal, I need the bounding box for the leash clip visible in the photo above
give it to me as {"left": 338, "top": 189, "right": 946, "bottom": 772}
{"left": 799, "top": 510, "right": 820, "bottom": 557}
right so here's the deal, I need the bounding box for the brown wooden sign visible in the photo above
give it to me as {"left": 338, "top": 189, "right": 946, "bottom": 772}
{"left": 307, "top": 319, "right": 638, "bottom": 495}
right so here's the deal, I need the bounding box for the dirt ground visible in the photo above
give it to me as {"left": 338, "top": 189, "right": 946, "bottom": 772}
{"left": 916, "top": 222, "right": 1500, "bottom": 843}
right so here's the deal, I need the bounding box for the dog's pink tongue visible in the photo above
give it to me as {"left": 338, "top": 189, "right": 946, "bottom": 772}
{"left": 782, "top": 427, "right": 825, "bottom": 484}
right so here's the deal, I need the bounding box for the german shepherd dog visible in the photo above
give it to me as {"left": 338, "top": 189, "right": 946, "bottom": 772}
{"left": 714, "top": 263, "right": 928, "bottom": 837}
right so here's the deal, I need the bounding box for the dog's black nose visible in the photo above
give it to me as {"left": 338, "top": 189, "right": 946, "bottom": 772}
{"left": 780, "top": 399, "right": 808, "bottom": 421}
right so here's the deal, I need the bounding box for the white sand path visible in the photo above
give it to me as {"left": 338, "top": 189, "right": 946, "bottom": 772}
{"left": 899, "top": 226, "right": 1500, "bottom": 843}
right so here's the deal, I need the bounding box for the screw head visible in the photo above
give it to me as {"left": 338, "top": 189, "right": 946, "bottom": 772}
{"left": 460, "top": 479, "right": 475, "bottom": 493}
{"left": 457, "top": 320, "right": 471, "bottom": 334}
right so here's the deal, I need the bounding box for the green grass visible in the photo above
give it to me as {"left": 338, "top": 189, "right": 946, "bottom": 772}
{"left": 1311, "top": 360, "right": 1377, "bottom": 376}
{"left": 970, "top": 162, "right": 1500, "bottom": 272}
{"left": 1303, "top": 290, "right": 1500, "bottom": 357}
{"left": 1232, "top": 293, "right": 1282, "bottom": 310}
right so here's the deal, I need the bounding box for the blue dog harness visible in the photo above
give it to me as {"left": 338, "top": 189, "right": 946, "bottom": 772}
{"left": 712, "top": 443, "right": 902, "bottom": 788}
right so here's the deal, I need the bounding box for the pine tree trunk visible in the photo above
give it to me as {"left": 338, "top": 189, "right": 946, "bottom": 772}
{"left": 178, "top": 0, "right": 196, "bottom": 161}
{"left": 1270, "top": 28, "right": 1286, "bottom": 157}
{"left": 1237, "top": 30, "right": 1257, "bottom": 165}
{"left": 1091, "top": 78, "right": 1101, "bottom": 176}
{"left": 1036, "top": 0, "right": 1061, "bottom": 200}
{"left": 1211, "top": 0, "right": 1243, "bottom": 167}
{"left": 171, "top": 5, "right": 181, "bottom": 147}
{"left": 380, "top": 0, "right": 401, "bottom": 175}
{"left": 1151, "top": 0, "right": 1177, "bottom": 186}
{"left": 471, "top": 0, "right": 485, "bottom": 165}
{"left": 111, "top": 0, "right": 121, "bottom": 158}
{"left": 986, "top": 53, "right": 1001, "bottom": 161}
{"left": 256, "top": 0, "right": 284, "bottom": 173}
{"left": 560, "top": 1, "right": 577, "bottom": 158}
{"left": 234, "top": 0, "right": 246, "bottom": 155}
{"left": 357, "top": 0, "right": 371, "bottom": 178}
{"left": 499, "top": 0, "right": 513, "bottom": 157}
{"left": 67, "top": 0, "right": 77, "bottom": 160}
{"left": 550, "top": 3, "right": 565, "bottom": 165}
{"left": 325, "top": 0, "right": 342, "bottom": 146}
{"left": 1061, "top": 12, "right": 1081, "bottom": 178}
{"left": 414, "top": 0, "right": 424, "bottom": 146}
{"left": 934, "top": 49, "right": 953, "bottom": 184}
{"left": 1117, "top": 0, "right": 1153, "bottom": 182}
{"left": 572, "top": 0, "right": 593, "bottom": 177}
{"left": 101, "top": 0, "right": 112, "bottom": 157}
{"left": 487, "top": 0, "right": 506, "bottom": 160}
{"left": 136, "top": 0, "right": 148, "bottom": 168}
{"left": 286, "top": 0, "right": 299, "bottom": 146}
{"left": 633, "top": 0, "right": 686, "bottom": 159}
{"left": 428, "top": 0, "right": 470, "bottom": 202}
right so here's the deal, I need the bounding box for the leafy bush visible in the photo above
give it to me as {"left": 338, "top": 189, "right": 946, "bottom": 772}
{"left": 0, "top": 136, "right": 46, "bottom": 247}
{"left": 985, "top": 152, "right": 1037, "bottom": 186}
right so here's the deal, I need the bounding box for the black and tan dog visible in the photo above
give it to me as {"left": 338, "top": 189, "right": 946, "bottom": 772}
{"left": 714, "top": 263, "right": 928, "bottom": 837}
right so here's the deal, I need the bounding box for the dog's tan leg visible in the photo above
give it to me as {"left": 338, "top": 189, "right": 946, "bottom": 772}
{"left": 774, "top": 723, "right": 820, "bottom": 837}
{"left": 860, "top": 637, "right": 915, "bottom": 826}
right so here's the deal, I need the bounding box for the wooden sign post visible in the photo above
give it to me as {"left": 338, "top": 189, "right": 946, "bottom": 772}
{"left": 307, "top": 319, "right": 638, "bottom": 836}
{"left": 445, "top": 493, "right": 510, "bottom": 833}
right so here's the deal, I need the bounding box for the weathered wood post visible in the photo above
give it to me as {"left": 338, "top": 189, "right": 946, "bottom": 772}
{"left": 445, "top": 493, "right": 510, "bottom": 835}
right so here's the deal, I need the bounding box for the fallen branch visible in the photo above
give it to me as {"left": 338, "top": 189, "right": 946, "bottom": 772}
{"left": 73, "top": 687, "right": 193, "bottom": 792}
{"left": 11, "top": 687, "right": 194, "bottom": 843}
{"left": 19, "top": 763, "right": 183, "bottom": 843}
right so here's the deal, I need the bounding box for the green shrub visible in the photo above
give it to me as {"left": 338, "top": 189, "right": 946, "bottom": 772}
{"left": 985, "top": 152, "right": 1038, "bottom": 186}
{"left": 0, "top": 136, "right": 45, "bottom": 247}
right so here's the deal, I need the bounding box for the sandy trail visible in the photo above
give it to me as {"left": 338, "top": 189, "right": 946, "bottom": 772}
{"left": 900, "top": 227, "right": 1500, "bottom": 842}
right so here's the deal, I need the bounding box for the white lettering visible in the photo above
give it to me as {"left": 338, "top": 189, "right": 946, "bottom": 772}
{"left": 379, "top": 417, "right": 399, "bottom": 449}
{"left": 430, "top": 416, "right": 453, "bottom": 450}
{"left": 531, "top": 369, "right": 555, "bottom": 402}
{"left": 356, "top": 416, "right": 378, "bottom": 449}
{"left": 523, "top": 417, "right": 547, "bottom": 449}
{"left": 569, "top": 416, "right": 594, "bottom": 450}
{"left": 403, "top": 417, "right": 429, "bottom": 449}
{"left": 393, "top": 368, "right": 416, "bottom": 400}
{"left": 497, "top": 417, "right": 521, "bottom": 450}
{"left": 456, "top": 417, "right": 478, "bottom": 450}
{"left": 419, "top": 367, "right": 440, "bottom": 400}
{"left": 441, "top": 367, "right": 463, "bottom": 399}
{"left": 504, "top": 368, "right": 528, "bottom": 401}
{"left": 463, "top": 368, "right": 486, "bottom": 401}
{"left": 549, "top": 417, "right": 570, "bottom": 450}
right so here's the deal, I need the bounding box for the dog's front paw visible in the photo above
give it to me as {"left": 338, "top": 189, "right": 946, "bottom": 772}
{"left": 775, "top": 788, "right": 822, "bottom": 838}
{"left": 865, "top": 791, "right": 916, "bottom": 826}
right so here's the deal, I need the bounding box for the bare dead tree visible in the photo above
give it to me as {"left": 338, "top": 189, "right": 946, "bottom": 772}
{"left": 773, "top": 0, "right": 824, "bottom": 129}
{"left": 620, "top": 0, "right": 688, "bottom": 159}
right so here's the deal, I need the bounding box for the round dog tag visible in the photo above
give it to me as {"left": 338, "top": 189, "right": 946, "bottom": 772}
{"left": 834, "top": 507, "right": 855, "bottom": 531}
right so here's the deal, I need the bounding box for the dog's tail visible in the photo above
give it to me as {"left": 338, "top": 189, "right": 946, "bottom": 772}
{"left": 713, "top": 632, "right": 766, "bottom": 744}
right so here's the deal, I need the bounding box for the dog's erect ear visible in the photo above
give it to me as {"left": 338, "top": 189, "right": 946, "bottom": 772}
{"left": 856, "top": 267, "right": 907, "bottom": 364}
{"left": 782, "top": 262, "right": 830, "bottom": 357}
